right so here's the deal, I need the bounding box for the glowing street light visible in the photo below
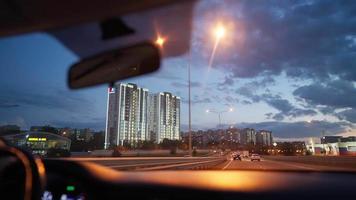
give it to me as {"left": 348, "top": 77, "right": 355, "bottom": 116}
{"left": 209, "top": 24, "right": 228, "bottom": 68}
{"left": 155, "top": 36, "right": 166, "bottom": 47}
{"left": 206, "top": 107, "right": 234, "bottom": 127}
{"left": 214, "top": 25, "right": 226, "bottom": 40}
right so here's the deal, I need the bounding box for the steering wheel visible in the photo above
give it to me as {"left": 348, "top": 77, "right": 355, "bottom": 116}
{"left": 0, "top": 139, "right": 46, "bottom": 200}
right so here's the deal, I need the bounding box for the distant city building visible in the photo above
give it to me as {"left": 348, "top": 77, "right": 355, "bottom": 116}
{"left": 0, "top": 125, "right": 20, "bottom": 135}
{"left": 58, "top": 127, "right": 73, "bottom": 138}
{"left": 71, "top": 128, "right": 93, "bottom": 142}
{"left": 241, "top": 128, "right": 256, "bottom": 145}
{"left": 256, "top": 130, "right": 273, "bottom": 146}
{"left": 148, "top": 92, "right": 180, "bottom": 143}
{"left": 30, "top": 125, "right": 58, "bottom": 134}
{"left": 227, "top": 128, "right": 240, "bottom": 143}
{"left": 321, "top": 136, "right": 341, "bottom": 144}
{"left": 105, "top": 83, "right": 149, "bottom": 148}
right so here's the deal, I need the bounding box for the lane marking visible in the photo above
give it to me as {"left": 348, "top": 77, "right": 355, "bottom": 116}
{"left": 141, "top": 158, "right": 224, "bottom": 170}
{"left": 107, "top": 161, "right": 190, "bottom": 169}
{"left": 222, "top": 160, "right": 233, "bottom": 170}
{"left": 51, "top": 157, "right": 214, "bottom": 161}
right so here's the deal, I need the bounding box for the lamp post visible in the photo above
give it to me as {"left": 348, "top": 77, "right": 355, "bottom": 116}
{"left": 188, "top": 24, "right": 227, "bottom": 155}
{"left": 206, "top": 108, "right": 233, "bottom": 128}
{"left": 156, "top": 23, "right": 229, "bottom": 156}
{"left": 188, "top": 48, "right": 192, "bottom": 156}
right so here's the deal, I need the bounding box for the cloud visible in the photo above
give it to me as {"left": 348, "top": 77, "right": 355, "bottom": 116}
{"left": 171, "top": 81, "right": 202, "bottom": 88}
{"left": 0, "top": 103, "right": 20, "bottom": 108}
{"left": 293, "top": 80, "right": 356, "bottom": 108}
{"left": 193, "top": 0, "right": 356, "bottom": 82}
{"left": 181, "top": 96, "right": 212, "bottom": 104}
{"left": 262, "top": 93, "right": 317, "bottom": 120}
{"left": 0, "top": 88, "right": 93, "bottom": 114}
{"left": 236, "top": 85, "right": 317, "bottom": 120}
{"left": 224, "top": 95, "right": 239, "bottom": 104}
{"left": 0, "top": 116, "right": 27, "bottom": 128}
{"left": 293, "top": 80, "right": 356, "bottom": 123}
{"left": 49, "top": 119, "right": 105, "bottom": 131}
{"left": 235, "top": 120, "right": 353, "bottom": 138}
{"left": 235, "top": 76, "right": 275, "bottom": 102}
{"left": 218, "top": 76, "right": 234, "bottom": 87}
{"left": 337, "top": 109, "right": 356, "bottom": 123}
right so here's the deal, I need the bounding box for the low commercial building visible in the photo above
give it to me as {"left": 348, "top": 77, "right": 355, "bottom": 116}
{"left": 306, "top": 141, "right": 356, "bottom": 156}
{"left": 4, "top": 131, "right": 71, "bottom": 156}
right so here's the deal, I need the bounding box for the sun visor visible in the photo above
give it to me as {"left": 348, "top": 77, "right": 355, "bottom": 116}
{"left": 48, "top": 1, "right": 195, "bottom": 59}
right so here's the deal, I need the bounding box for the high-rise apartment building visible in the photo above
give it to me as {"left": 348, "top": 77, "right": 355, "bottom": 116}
{"left": 240, "top": 128, "right": 256, "bottom": 145}
{"left": 256, "top": 130, "right": 273, "bottom": 146}
{"left": 105, "top": 84, "right": 180, "bottom": 148}
{"left": 148, "top": 92, "right": 180, "bottom": 143}
{"left": 104, "top": 83, "right": 148, "bottom": 149}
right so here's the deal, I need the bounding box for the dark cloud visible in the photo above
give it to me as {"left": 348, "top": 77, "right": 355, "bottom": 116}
{"left": 293, "top": 80, "right": 356, "bottom": 108}
{"left": 171, "top": 81, "right": 202, "bottom": 88}
{"left": 235, "top": 86, "right": 261, "bottom": 103}
{"left": 263, "top": 94, "right": 317, "bottom": 120}
{"left": 194, "top": 0, "right": 356, "bottom": 81}
{"left": 293, "top": 80, "right": 356, "bottom": 123}
{"left": 235, "top": 77, "right": 275, "bottom": 103}
{"left": 236, "top": 85, "right": 317, "bottom": 120}
{"left": 224, "top": 95, "right": 239, "bottom": 104}
{"left": 0, "top": 103, "right": 20, "bottom": 108}
{"left": 337, "top": 109, "right": 356, "bottom": 123}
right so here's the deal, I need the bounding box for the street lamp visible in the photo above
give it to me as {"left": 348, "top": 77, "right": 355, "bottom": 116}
{"left": 214, "top": 25, "right": 226, "bottom": 40}
{"left": 273, "top": 142, "right": 277, "bottom": 155}
{"left": 206, "top": 108, "right": 234, "bottom": 127}
{"left": 155, "top": 36, "right": 166, "bottom": 48}
{"left": 209, "top": 24, "right": 227, "bottom": 68}
{"left": 173, "top": 22, "right": 229, "bottom": 156}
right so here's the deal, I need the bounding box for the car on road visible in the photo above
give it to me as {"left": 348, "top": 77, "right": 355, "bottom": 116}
{"left": 251, "top": 154, "right": 261, "bottom": 162}
{"left": 232, "top": 154, "right": 241, "bottom": 161}
{"left": 231, "top": 152, "right": 242, "bottom": 161}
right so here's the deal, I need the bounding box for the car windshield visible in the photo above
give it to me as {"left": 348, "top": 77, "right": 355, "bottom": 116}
{"left": 0, "top": 0, "right": 355, "bottom": 172}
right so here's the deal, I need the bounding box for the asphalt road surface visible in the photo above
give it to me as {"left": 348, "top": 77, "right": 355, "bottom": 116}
{"left": 65, "top": 156, "right": 356, "bottom": 171}
{"left": 217, "top": 157, "right": 356, "bottom": 171}
{"left": 65, "top": 157, "right": 225, "bottom": 170}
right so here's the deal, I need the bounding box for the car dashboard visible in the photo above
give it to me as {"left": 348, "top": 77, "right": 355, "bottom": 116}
{"left": 42, "top": 159, "right": 356, "bottom": 200}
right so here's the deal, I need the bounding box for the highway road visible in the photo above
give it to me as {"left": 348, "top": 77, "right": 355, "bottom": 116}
{"left": 217, "top": 157, "right": 356, "bottom": 171}
{"left": 65, "top": 156, "right": 356, "bottom": 171}
{"left": 64, "top": 156, "right": 226, "bottom": 170}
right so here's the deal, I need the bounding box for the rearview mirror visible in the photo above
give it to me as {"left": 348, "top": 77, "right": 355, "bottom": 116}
{"left": 68, "top": 42, "right": 160, "bottom": 89}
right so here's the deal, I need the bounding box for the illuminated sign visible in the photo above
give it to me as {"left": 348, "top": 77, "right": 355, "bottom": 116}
{"left": 28, "top": 137, "right": 47, "bottom": 141}
{"left": 108, "top": 87, "right": 115, "bottom": 93}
